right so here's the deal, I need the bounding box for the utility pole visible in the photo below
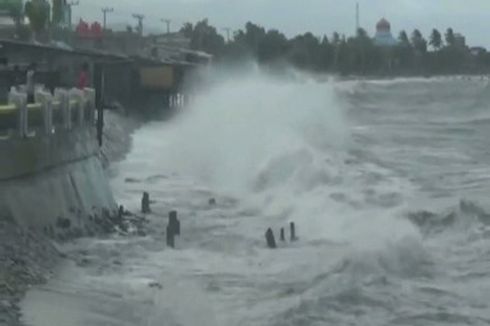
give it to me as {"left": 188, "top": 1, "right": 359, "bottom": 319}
{"left": 222, "top": 27, "right": 231, "bottom": 42}
{"left": 356, "top": 3, "right": 365, "bottom": 73}
{"left": 67, "top": 0, "right": 79, "bottom": 30}
{"left": 132, "top": 14, "right": 145, "bottom": 36}
{"left": 355, "top": 2, "right": 360, "bottom": 34}
{"left": 161, "top": 19, "right": 171, "bottom": 34}
{"left": 101, "top": 7, "right": 114, "bottom": 30}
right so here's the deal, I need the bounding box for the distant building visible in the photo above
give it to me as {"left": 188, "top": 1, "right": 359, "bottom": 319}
{"left": 373, "top": 18, "right": 397, "bottom": 47}
{"left": 0, "top": 17, "right": 14, "bottom": 28}
{"left": 76, "top": 20, "right": 103, "bottom": 40}
{"left": 149, "top": 33, "right": 191, "bottom": 51}
{"left": 454, "top": 33, "right": 466, "bottom": 48}
{"left": 145, "top": 32, "right": 213, "bottom": 64}
{"left": 470, "top": 46, "right": 486, "bottom": 57}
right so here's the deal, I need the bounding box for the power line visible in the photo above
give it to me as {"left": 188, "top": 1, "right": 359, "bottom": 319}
{"left": 161, "top": 19, "right": 171, "bottom": 34}
{"left": 102, "top": 7, "right": 114, "bottom": 29}
{"left": 132, "top": 14, "right": 145, "bottom": 35}
{"left": 74, "top": 1, "right": 193, "bottom": 34}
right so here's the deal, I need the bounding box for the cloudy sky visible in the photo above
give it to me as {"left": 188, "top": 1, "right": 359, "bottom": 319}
{"left": 76, "top": 0, "right": 490, "bottom": 47}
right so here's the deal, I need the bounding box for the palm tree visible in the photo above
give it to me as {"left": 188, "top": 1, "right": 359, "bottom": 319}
{"left": 332, "top": 32, "right": 340, "bottom": 46}
{"left": 445, "top": 28, "right": 455, "bottom": 47}
{"left": 411, "top": 29, "right": 427, "bottom": 54}
{"left": 24, "top": 0, "right": 50, "bottom": 39}
{"left": 180, "top": 22, "right": 193, "bottom": 38}
{"left": 354, "top": 28, "right": 373, "bottom": 74}
{"left": 4, "top": 0, "right": 23, "bottom": 26}
{"left": 398, "top": 30, "right": 410, "bottom": 46}
{"left": 429, "top": 29, "right": 442, "bottom": 50}
{"left": 52, "top": 0, "right": 64, "bottom": 26}
{"left": 356, "top": 27, "right": 368, "bottom": 39}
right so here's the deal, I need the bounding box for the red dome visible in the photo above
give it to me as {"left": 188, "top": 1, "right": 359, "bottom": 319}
{"left": 376, "top": 18, "right": 391, "bottom": 31}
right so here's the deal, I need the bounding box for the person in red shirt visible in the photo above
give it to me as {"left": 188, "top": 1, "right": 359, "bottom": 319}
{"left": 77, "top": 63, "right": 89, "bottom": 89}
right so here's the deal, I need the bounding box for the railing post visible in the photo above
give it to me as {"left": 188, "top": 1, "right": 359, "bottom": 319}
{"left": 69, "top": 88, "right": 84, "bottom": 127}
{"left": 84, "top": 88, "right": 96, "bottom": 125}
{"left": 8, "top": 90, "right": 27, "bottom": 137}
{"left": 19, "top": 95, "right": 27, "bottom": 138}
{"left": 38, "top": 91, "right": 53, "bottom": 135}
{"left": 94, "top": 63, "right": 105, "bottom": 146}
{"left": 55, "top": 89, "right": 71, "bottom": 130}
{"left": 170, "top": 94, "right": 175, "bottom": 108}
{"left": 65, "top": 91, "right": 71, "bottom": 130}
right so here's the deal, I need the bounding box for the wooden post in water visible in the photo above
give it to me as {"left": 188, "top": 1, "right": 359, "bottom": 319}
{"left": 94, "top": 63, "right": 105, "bottom": 146}
{"left": 280, "top": 228, "right": 285, "bottom": 242}
{"left": 265, "top": 228, "right": 277, "bottom": 249}
{"left": 168, "top": 210, "right": 180, "bottom": 236}
{"left": 290, "top": 222, "right": 297, "bottom": 241}
{"left": 166, "top": 224, "right": 175, "bottom": 248}
{"left": 10, "top": 92, "right": 27, "bottom": 137}
{"left": 141, "top": 192, "right": 150, "bottom": 213}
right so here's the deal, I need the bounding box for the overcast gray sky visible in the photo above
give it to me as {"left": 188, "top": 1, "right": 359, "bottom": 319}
{"left": 76, "top": 0, "right": 490, "bottom": 48}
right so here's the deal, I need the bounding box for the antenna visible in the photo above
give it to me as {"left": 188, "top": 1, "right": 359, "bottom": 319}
{"left": 101, "top": 7, "right": 114, "bottom": 29}
{"left": 356, "top": 2, "right": 360, "bottom": 33}
{"left": 132, "top": 14, "right": 145, "bottom": 35}
{"left": 161, "top": 19, "right": 172, "bottom": 34}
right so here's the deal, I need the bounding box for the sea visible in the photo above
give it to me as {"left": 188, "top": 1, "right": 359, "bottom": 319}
{"left": 20, "top": 69, "right": 490, "bottom": 326}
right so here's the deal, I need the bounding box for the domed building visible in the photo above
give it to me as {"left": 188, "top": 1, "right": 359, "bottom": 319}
{"left": 374, "top": 18, "right": 397, "bottom": 47}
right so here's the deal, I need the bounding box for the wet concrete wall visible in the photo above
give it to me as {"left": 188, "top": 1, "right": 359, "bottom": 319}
{"left": 0, "top": 123, "right": 117, "bottom": 232}
{"left": 0, "top": 129, "right": 98, "bottom": 180}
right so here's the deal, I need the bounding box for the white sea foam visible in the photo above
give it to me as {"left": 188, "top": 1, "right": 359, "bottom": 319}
{"left": 23, "top": 72, "right": 490, "bottom": 326}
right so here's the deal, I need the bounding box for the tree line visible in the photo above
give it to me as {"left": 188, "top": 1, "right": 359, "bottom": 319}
{"left": 181, "top": 20, "right": 490, "bottom": 76}
{"left": 3, "top": 2, "right": 490, "bottom": 76}
{"left": 2, "top": 0, "right": 51, "bottom": 41}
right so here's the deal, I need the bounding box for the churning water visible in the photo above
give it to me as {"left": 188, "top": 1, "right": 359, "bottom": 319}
{"left": 21, "top": 71, "right": 490, "bottom": 326}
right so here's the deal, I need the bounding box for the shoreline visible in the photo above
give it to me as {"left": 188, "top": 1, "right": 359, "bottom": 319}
{"left": 0, "top": 218, "right": 59, "bottom": 326}
{"left": 0, "top": 110, "right": 139, "bottom": 326}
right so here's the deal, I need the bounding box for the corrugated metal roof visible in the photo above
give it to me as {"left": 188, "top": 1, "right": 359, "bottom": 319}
{"left": 0, "top": 38, "right": 129, "bottom": 60}
{"left": 0, "top": 38, "right": 208, "bottom": 67}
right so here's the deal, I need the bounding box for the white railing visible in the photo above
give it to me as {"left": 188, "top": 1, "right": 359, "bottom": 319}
{"left": 0, "top": 87, "right": 96, "bottom": 139}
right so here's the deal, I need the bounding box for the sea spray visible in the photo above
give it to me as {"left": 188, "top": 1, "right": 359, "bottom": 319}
{"left": 139, "top": 67, "right": 421, "bottom": 249}
{"left": 111, "top": 69, "right": 429, "bottom": 326}
{"left": 25, "top": 76, "right": 490, "bottom": 326}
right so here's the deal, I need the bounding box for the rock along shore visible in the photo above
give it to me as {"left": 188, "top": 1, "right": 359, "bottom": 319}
{"left": 0, "top": 110, "right": 140, "bottom": 326}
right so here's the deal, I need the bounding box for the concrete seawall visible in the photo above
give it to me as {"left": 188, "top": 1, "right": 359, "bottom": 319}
{"left": 0, "top": 129, "right": 98, "bottom": 181}
{"left": 0, "top": 88, "right": 121, "bottom": 325}
{"left": 0, "top": 149, "right": 115, "bottom": 231}
{"left": 0, "top": 89, "right": 117, "bottom": 234}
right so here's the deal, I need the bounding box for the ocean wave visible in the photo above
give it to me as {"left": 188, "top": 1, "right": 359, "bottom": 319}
{"left": 408, "top": 200, "right": 490, "bottom": 236}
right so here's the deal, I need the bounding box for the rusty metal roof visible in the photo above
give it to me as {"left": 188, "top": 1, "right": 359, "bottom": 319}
{"left": 0, "top": 38, "right": 207, "bottom": 67}
{"left": 0, "top": 39, "right": 129, "bottom": 61}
